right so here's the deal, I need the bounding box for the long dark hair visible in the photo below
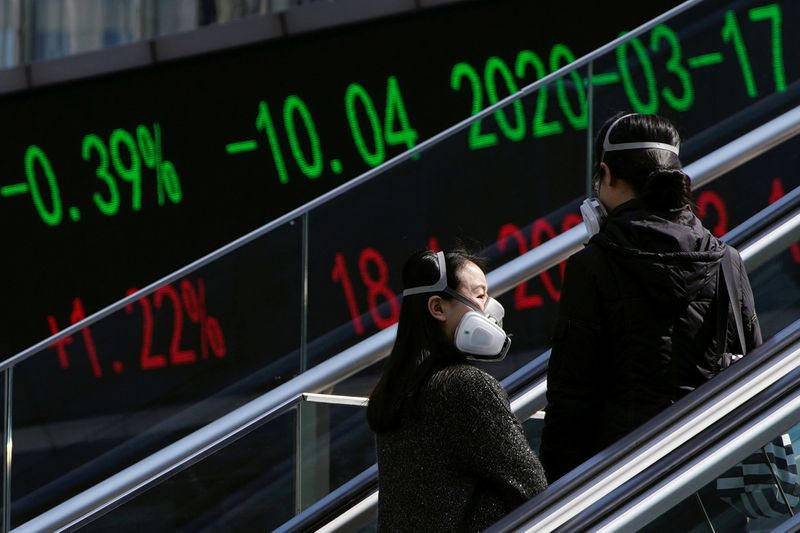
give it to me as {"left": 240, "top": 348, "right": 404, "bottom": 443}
{"left": 595, "top": 112, "right": 692, "bottom": 212}
{"left": 366, "top": 249, "right": 486, "bottom": 433}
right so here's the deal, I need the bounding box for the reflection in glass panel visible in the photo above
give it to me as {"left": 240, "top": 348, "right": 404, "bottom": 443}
{"left": 751, "top": 245, "right": 800, "bottom": 339}
{"left": 88, "top": 407, "right": 297, "bottom": 531}
{"left": 0, "top": 0, "right": 19, "bottom": 69}
{"left": 155, "top": 0, "right": 201, "bottom": 37}
{"left": 10, "top": 220, "right": 303, "bottom": 527}
{"left": 30, "top": 0, "right": 143, "bottom": 62}
{"left": 357, "top": 522, "right": 377, "bottom": 533}
{"left": 196, "top": 0, "right": 327, "bottom": 28}
{"left": 638, "top": 421, "right": 800, "bottom": 532}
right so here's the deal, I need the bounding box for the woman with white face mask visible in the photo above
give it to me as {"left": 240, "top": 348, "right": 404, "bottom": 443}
{"left": 367, "top": 249, "right": 546, "bottom": 531}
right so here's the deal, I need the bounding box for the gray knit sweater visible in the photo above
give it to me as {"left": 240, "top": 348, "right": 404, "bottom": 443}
{"left": 376, "top": 364, "right": 547, "bottom": 531}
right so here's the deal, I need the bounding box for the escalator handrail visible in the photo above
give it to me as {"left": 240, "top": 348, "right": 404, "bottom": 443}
{"left": 1, "top": 0, "right": 704, "bottom": 369}
{"left": 490, "top": 318, "right": 800, "bottom": 532}
{"left": 16, "top": 103, "right": 800, "bottom": 533}
{"left": 274, "top": 465, "right": 378, "bottom": 533}
{"left": 561, "top": 352, "right": 800, "bottom": 532}
{"left": 609, "top": 388, "right": 800, "bottom": 532}
{"left": 284, "top": 198, "right": 800, "bottom": 533}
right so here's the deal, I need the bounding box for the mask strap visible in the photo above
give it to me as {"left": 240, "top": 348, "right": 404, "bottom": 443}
{"left": 403, "top": 251, "right": 447, "bottom": 296}
{"left": 402, "top": 252, "right": 486, "bottom": 314}
{"left": 444, "top": 288, "right": 483, "bottom": 314}
{"left": 602, "top": 113, "right": 680, "bottom": 160}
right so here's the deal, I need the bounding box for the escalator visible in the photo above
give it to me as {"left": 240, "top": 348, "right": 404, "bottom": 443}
{"left": 281, "top": 184, "right": 800, "bottom": 533}
{"left": 6, "top": 0, "right": 800, "bottom": 529}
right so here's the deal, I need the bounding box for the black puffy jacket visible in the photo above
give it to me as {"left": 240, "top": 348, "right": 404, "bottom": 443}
{"left": 540, "top": 199, "right": 762, "bottom": 483}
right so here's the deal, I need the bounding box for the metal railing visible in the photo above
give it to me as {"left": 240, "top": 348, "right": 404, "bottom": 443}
{"left": 16, "top": 104, "right": 800, "bottom": 531}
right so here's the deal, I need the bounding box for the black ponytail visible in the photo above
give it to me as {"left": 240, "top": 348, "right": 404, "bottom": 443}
{"left": 641, "top": 168, "right": 692, "bottom": 211}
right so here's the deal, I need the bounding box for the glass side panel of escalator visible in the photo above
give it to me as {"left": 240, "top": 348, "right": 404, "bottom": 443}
{"left": 85, "top": 407, "right": 298, "bottom": 532}
{"left": 634, "top": 415, "right": 800, "bottom": 532}
{"left": 84, "top": 400, "right": 375, "bottom": 532}
{"left": 10, "top": 220, "right": 304, "bottom": 527}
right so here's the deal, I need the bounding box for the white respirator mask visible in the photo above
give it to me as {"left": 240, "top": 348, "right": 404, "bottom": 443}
{"left": 580, "top": 197, "right": 608, "bottom": 237}
{"left": 582, "top": 113, "right": 681, "bottom": 237}
{"left": 403, "top": 251, "right": 511, "bottom": 361}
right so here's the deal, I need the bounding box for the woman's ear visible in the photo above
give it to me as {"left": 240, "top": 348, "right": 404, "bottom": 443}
{"left": 599, "top": 162, "right": 613, "bottom": 186}
{"left": 427, "top": 295, "right": 447, "bottom": 322}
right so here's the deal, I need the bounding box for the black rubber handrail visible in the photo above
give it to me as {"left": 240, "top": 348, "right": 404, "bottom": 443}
{"left": 563, "top": 343, "right": 800, "bottom": 531}
{"left": 488, "top": 315, "right": 800, "bottom": 531}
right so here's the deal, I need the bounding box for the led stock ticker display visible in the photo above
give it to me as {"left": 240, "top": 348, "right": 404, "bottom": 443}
{"left": 196, "top": 4, "right": 789, "bottom": 185}
{"left": 3, "top": 3, "right": 789, "bottom": 233}
{"left": 2, "top": 123, "right": 182, "bottom": 226}
{"left": 449, "top": 3, "right": 787, "bottom": 151}
{"left": 226, "top": 77, "right": 418, "bottom": 184}
{"left": 0, "top": 0, "right": 796, "bottom": 370}
{"left": 47, "top": 277, "right": 226, "bottom": 379}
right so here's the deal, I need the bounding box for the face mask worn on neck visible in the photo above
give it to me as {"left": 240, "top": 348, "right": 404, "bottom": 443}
{"left": 581, "top": 113, "right": 681, "bottom": 236}
{"left": 403, "top": 251, "right": 511, "bottom": 361}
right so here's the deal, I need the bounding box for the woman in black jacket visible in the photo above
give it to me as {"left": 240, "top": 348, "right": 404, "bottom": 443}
{"left": 367, "top": 249, "right": 547, "bottom": 531}
{"left": 540, "top": 113, "right": 762, "bottom": 483}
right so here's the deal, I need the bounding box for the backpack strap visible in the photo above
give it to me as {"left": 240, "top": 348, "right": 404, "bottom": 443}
{"left": 718, "top": 247, "right": 748, "bottom": 358}
{"left": 715, "top": 261, "right": 728, "bottom": 358}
